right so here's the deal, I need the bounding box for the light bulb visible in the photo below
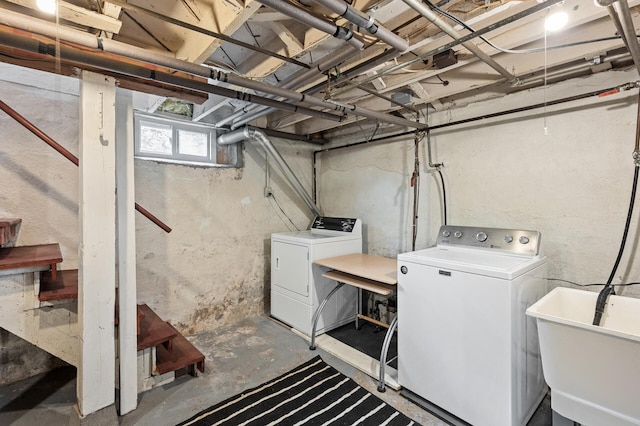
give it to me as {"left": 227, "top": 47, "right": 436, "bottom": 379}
{"left": 545, "top": 11, "right": 568, "bottom": 32}
{"left": 36, "top": 0, "right": 57, "bottom": 14}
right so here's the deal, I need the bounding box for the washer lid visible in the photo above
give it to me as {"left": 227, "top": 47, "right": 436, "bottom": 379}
{"left": 398, "top": 246, "right": 547, "bottom": 279}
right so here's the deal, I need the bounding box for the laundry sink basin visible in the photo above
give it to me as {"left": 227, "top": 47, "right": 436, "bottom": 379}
{"left": 526, "top": 287, "right": 640, "bottom": 426}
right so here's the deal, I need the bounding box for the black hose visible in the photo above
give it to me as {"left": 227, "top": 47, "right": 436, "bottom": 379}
{"left": 605, "top": 165, "right": 639, "bottom": 286}
{"left": 437, "top": 169, "right": 448, "bottom": 225}
{"left": 593, "top": 165, "right": 639, "bottom": 325}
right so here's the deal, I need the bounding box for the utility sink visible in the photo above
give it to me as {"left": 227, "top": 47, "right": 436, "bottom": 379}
{"left": 526, "top": 287, "right": 640, "bottom": 426}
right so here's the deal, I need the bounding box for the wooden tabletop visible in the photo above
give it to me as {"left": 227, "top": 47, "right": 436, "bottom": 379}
{"left": 314, "top": 253, "right": 397, "bottom": 285}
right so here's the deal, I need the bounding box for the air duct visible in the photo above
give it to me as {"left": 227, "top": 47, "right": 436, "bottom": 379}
{"left": 217, "top": 127, "right": 322, "bottom": 217}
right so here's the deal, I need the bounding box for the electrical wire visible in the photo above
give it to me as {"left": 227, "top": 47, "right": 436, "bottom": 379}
{"left": 549, "top": 278, "right": 640, "bottom": 287}
{"left": 421, "top": 0, "right": 630, "bottom": 55}
{"left": 605, "top": 165, "right": 639, "bottom": 286}
{"left": 269, "top": 192, "right": 300, "bottom": 231}
{"left": 593, "top": 165, "right": 639, "bottom": 326}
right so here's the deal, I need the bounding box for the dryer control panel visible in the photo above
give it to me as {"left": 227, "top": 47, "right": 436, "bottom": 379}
{"left": 437, "top": 225, "right": 541, "bottom": 256}
{"left": 311, "top": 216, "right": 362, "bottom": 235}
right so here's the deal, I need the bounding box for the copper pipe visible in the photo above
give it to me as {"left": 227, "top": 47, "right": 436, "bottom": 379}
{"left": 0, "top": 100, "right": 172, "bottom": 233}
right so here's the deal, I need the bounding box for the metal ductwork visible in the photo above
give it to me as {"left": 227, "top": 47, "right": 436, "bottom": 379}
{"left": 217, "top": 127, "right": 322, "bottom": 217}
{"left": 256, "top": 0, "right": 365, "bottom": 50}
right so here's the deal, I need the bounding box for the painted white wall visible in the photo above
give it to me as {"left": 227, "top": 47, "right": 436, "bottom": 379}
{"left": 318, "top": 68, "right": 640, "bottom": 299}
{"left": 0, "top": 62, "right": 316, "bottom": 383}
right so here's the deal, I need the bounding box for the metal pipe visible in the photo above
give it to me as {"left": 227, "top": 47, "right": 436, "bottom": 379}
{"left": 217, "top": 127, "right": 322, "bottom": 216}
{"left": 310, "top": 0, "right": 408, "bottom": 52}
{"left": 230, "top": 49, "right": 401, "bottom": 128}
{"left": 0, "top": 26, "right": 345, "bottom": 124}
{"left": 0, "top": 11, "right": 421, "bottom": 130}
{"left": 612, "top": 0, "right": 640, "bottom": 77}
{"left": 401, "top": 0, "right": 517, "bottom": 83}
{"left": 106, "top": 0, "right": 310, "bottom": 69}
{"left": 0, "top": 99, "right": 173, "bottom": 233}
{"left": 606, "top": 6, "right": 629, "bottom": 48}
{"left": 216, "top": 46, "right": 358, "bottom": 127}
{"left": 330, "top": 0, "right": 566, "bottom": 99}
{"left": 256, "top": 0, "right": 365, "bottom": 50}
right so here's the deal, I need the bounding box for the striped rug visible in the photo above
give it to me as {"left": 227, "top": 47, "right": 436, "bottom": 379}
{"left": 177, "top": 356, "right": 418, "bottom": 426}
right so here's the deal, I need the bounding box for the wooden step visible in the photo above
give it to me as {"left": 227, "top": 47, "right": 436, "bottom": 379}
{"left": 156, "top": 323, "right": 205, "bottom": 376}
{"left": 0, "top": 243, "right": 62, "bottom": 277}
{"left": 39, "top": 269, "right": 78, "bottom": 301}
{"left": 137, "top": 304, "right": 177, "bottom": 351}
{"left": 0, "top": 218, "right": 21, "bottom": 246}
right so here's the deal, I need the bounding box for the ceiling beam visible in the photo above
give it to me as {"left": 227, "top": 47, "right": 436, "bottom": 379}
{"left": 175, "top": 0, "right": 261, "bottom": 64}
{"left": 4, "top": 0, "right": 122, "bottom": 33}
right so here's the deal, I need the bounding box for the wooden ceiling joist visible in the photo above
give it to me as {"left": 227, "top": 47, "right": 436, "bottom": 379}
{"left": 4, "top": 0, "right": 123, "bottom": 33}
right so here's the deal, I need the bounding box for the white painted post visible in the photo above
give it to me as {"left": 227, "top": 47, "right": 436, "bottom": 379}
{"left": 115, "top": 88, "right": 138, "bottom": 415}
{"left": 78, "top": 71, "right": 116, "bottom": 416}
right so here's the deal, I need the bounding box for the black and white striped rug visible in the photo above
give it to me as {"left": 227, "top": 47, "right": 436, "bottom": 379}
{"left": 177, "top": 356, "right": 418, "bottom": 426}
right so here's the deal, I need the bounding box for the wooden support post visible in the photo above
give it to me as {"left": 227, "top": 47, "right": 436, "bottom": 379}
{"left": 78, "top": 71, "right": 116, "bottom": 416}
{"left": 115, "top": 89, "right": 138, "bottom": 415}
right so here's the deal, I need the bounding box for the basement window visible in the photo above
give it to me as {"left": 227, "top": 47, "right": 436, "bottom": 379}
{"left": 134, "top": 113, "right": 241, "bottom": 167}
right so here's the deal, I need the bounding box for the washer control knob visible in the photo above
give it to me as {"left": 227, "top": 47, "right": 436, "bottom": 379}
{"left": 504, "top": 235, "right": 513, "bottom": 243}
{"left": 442, "top": 230, "right": 451, "bottom": 237}
{"left": 400, "top": 265, "right": 408, "bottom": 274}
{"left": 519, "top": 236, "right": 530, "bottom": 244}
{"left": 476, "top": 232, "right": 488, "bottom": 242}
{"left": 454, "top": 231, "right": 463, "bottom": 238}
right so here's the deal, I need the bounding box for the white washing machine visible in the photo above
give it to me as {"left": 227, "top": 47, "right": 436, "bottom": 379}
{"left": 271, "top": 216, "right": 362, "bottom": 336}
{"left": 398, "top": 225, "right": 548, "bottom": 426}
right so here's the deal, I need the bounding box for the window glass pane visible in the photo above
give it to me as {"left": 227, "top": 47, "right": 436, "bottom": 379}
{"left": 178, "top": 129, "right": 208, "bottom": 157}
{"left": 140, "top": 121, "right": 172, "bottom": 155}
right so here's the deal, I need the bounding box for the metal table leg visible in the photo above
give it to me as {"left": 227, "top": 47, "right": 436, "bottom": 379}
{"left": 377, "top": 315, "right": 398, "bottom": 392}
{"left": 310, "top": 282, "right": 345, "bottom": 350}
{"left": 355, "top": 288, "right": 362, "bottom": 330}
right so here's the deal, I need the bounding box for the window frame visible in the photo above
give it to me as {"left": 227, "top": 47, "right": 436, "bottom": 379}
{"left": 134, "top": 113, "right": 241, "bottom": 168}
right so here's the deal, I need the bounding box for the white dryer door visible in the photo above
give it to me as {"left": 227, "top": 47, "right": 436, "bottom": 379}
{"left": 272, "top": 241, "right": 309, "bottom": 297}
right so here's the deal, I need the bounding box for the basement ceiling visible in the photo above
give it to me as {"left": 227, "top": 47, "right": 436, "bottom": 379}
{"left": 0, "top": 0, "right": 638, "bottom": 139}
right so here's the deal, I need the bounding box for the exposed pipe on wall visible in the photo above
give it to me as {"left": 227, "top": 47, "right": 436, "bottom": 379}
{"left": 255, "top": 0, "right": 365, "bottom": 50}
{"left": 218, "top": 127, "right": 322, "bottom": 217}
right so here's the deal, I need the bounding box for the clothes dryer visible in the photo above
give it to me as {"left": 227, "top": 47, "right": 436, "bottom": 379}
{"left": 271, "top": 216, "right": 362, "bottom": 336}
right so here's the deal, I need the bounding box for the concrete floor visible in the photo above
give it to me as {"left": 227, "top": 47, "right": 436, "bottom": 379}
{"left": 0, "top": 316, "right": 552, "bottom": 425}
